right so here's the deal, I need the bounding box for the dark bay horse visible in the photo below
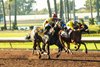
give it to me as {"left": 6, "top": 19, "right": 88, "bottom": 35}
{"left": 59, "top": 27, "right": 89, "bottom": 53}
{"left": 42, "top": 24, "right": 68, "bottom": 59}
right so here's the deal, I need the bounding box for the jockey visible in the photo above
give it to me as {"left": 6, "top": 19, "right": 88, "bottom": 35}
{"left": 66, "top": 20, "right": 74, "bottom": 30}
{"left": 44, "top": 22, "right": 52, "bottom": 35}
{"left": 43, "top": 18, "right": 53, "bottom": 43}
{"left": 43, "top": 13, "right": 60, "bottom": 43}
{"left": 43, "top": 17, "right": 53, "bottom": 28}
{"left": 73, "top": 20, "right": 80, "bottom": 30}
{"left": 60, "top": 19, "right": 67, "bottom": 29}
{"left": 66, "top": 20, "right": 82, "bottom": 37}
{"left": 43, "top": 13, "right": 58, "bottom": 28}
{"left": 66, "top": 19, "right": 74, "bottom": 36}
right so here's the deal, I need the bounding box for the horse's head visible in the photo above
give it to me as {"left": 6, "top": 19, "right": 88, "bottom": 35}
{"left": 84, "top": 29, "right": 90, "bottom": 34}
{"left": 81, "top": 24, "right": 89, "bottom": 34}
{"left": 80, "top": 27, "right": 89, "bottom": 34}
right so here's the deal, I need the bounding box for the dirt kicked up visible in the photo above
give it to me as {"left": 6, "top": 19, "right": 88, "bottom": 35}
{"left": 0, "top": 49, "right": 99, "bottom": 67}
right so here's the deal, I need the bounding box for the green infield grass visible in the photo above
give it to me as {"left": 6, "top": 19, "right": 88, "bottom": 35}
{"left": 0, "top": 42, "right": 99, "bottom": 51}
{"left": 0, "top": 29, "right": 99, "bottom": 50}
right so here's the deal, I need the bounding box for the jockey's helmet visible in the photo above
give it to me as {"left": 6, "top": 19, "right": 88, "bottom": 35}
{"left": 74, "top": 20, "right": 78, "bottom": 25}
{"left": 53, "top": 13, "right": 57, "bottom": 18}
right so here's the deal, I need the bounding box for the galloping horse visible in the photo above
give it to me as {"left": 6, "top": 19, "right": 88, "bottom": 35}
{"left": 26, "top": 24, "right": 68, "bottom": 59}
{"left": 26, "top": 26, "right": 45, "bottom": 55}
{"left": 59, "top": 24, "right": 89, "bottom": 53}
{"left": 41, "top": 23, "right": 68, "bottom": 59}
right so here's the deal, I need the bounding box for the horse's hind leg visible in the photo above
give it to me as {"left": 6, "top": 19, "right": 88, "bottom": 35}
{"left": 33, "top": 41, "right": 37, "bottom": 54}
{"left": 56, "top": 40, "right": 63, "bottom": 58}
{"left": 80, "top": 42, "right": 88, "bottom": 53}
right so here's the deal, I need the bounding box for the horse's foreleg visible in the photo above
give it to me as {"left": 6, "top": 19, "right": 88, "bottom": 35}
{"left": 47, "top": 44, "right": 50, "bottom": 59}
{"left": 75, "top": 43, "right": 81, "bottom": 51}
{"left": 37, "top": 41, "right": 42, "bottom": 59}
{"left": 42, "top": 42, "right": 46, "bottom": 53}
{"left": 37, "top": 42, "right": 42, "bottom": 51}
{"left": 56, "top": 48, "right": 62, "bottom": 58}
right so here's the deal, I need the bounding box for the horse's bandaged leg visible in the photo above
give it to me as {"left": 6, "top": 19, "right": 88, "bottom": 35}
{"left": 44, "top": 35, "right": 49, "bottom": 43}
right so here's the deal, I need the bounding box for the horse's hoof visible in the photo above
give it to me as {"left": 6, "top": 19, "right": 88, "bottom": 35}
{"left": 70, "top": 52, "right": 73, "bottom": 55}
{"left": 56, "top": 54, "right": 60, "bottom": 58}
{"left": 43, "top": 52, "right": 47, "bottom": 55}
{"left": 85, "top": 51, "right": 88, "bottom": 54}
{"left": 39, "top": 55, "right": 41, "bottom": 59}
{"left": 48, "top": 56, "right": 51, "bottom": 59}
{"left": 65, "top": 50, "right": 69, "bottom": 54}
{"left": 48, "top": 57, "right": 51, "bottom": 59}
{"left": 75, "top": 49, "right": 78, "bottom": 51}
{"left": 66, "top": 50, "right": 69, "bottom": 54}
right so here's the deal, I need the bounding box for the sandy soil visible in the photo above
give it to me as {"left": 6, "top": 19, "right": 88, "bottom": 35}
{"left": 0, "top": 49, "right": 99, "bottom": 67}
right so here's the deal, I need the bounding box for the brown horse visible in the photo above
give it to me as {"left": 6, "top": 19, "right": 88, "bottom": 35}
{"left": 42, "top": 24, "right": 68, "bottom": 59}
{"left": 59, "top": 28, "right": 89, "bottom": 53}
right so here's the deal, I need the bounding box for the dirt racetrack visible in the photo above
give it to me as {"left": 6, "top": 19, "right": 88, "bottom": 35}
{"left": 0, "top": 49, "right": 99, "bottom": 67}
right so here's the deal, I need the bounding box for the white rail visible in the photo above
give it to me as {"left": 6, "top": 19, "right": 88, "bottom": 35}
{"left": 0, "top": 37, "right": 99, "bottom": 50}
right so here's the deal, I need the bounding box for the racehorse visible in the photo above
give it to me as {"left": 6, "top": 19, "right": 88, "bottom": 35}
{"left": 41, "top": 22, "right": 68, "bottom": 59}
{"left": 25, "top": 26, "right": 45, "bottom": 56}
{"left": 26, "top": 25, "right": 68, "bottom": 59}
{"left": 59, "top": 24, "right": 89, "bottom": 53}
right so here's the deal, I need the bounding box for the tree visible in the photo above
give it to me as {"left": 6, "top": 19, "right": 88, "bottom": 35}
{"left": 1, "top": 0, "right": 7, "bottom": 29}
{"left": 54, "top": 0, "right": 57, "bottom": 15}
{"left": 73, "top": 0, "right": 75, "bottom": 20}
{"left": 57, "top": 0, "right": 73, "bottom": 21}
{"left": 64, "top": 0, "right": 70, "bottom": 22}
{"left": 60, "top": 0, "right": 63, "bottom": 19}
{"left": 90, "top": 0, "right": 93, "bottom": 19}
{"left": 0, "top": 2, "right": 3, "bottom": 22}
{"left": 96, "top": 0, "right": 100, "bottom": 22}
{"left": 69, "top": 0, "right": 74, "bottom": 18}
{"left": 0, "top": 2, "right": 2, "bottom": 12}
{"left": 85, "top": 0, "right": 96, "bottom": 10}
{"left": 16, "top": 0, "right": 36, "bottom": 15}
{"left": 5, "top": 0, "right": 36, "bottom": 15}
{"left": 13, "top": 0, "right": 17, "bottom": 29}
{"left": 47, "top": 0, "right": 52, "bottom": 17}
